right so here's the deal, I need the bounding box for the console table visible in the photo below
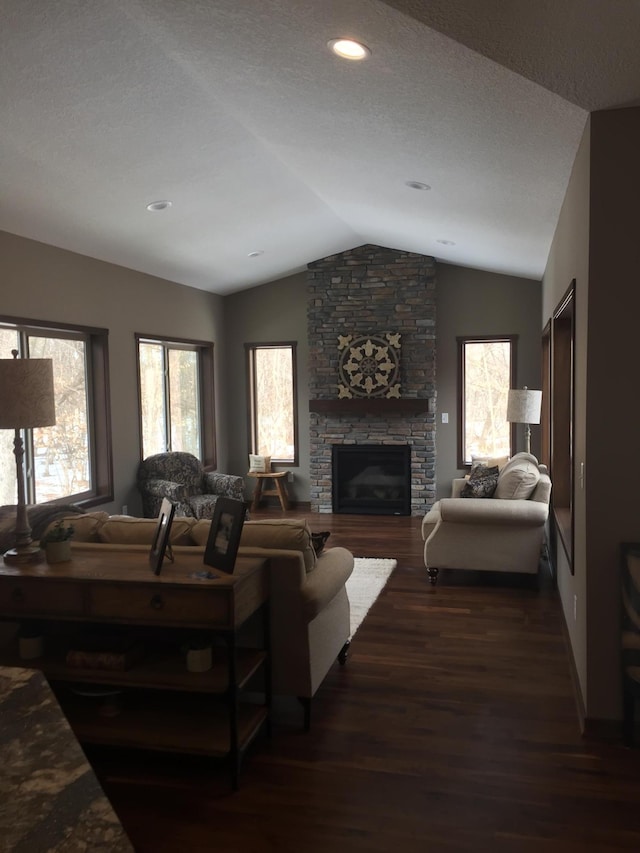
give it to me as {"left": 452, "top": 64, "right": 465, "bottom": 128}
{"left": 0, "top": 548, "right": 270, "bottom": 789}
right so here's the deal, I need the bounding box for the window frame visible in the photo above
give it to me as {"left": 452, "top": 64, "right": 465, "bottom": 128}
{"left": 457, "top": 334, "right": 518, "bottom": 469}
{"left": 245, "top": 341, "right": 298, "bottom": 466}
{"left": 0, "top": 314, "right": 112, "bottom": 508}
{"left": 135, "top": 334, "right": 216, "bottom": 468}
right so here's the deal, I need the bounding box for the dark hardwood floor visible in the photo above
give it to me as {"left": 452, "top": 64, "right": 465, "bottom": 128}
{"left": 89, "top": 510, "right": 640, "bottom": 852}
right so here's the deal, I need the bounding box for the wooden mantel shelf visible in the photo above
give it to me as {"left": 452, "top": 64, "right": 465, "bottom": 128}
{"left": 309, "top": 398, "right": 431, "bottom": 415}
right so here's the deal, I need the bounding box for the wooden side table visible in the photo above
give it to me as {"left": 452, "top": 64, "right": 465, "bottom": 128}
{"left": 248, "top": 471, "right": 290, "bottom": 511}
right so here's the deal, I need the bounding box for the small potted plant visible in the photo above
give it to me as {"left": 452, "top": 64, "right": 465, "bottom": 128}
{"left": 41, "top": 519, "right": 74, "bottom": 563}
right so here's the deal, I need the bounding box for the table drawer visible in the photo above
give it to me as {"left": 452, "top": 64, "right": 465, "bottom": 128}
{"left": 88, "top": 585, "right": 231, "bottom": 627}
{"left": 0, "top": 579, "right": 84, "bottom": 617}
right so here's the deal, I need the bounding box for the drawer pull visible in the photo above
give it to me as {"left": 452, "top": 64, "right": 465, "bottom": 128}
{"left": 150, "top": 594, "right": 164, "bottom": 611}
{"left": 11, "top": 587, "right": 24, "bottom": 604}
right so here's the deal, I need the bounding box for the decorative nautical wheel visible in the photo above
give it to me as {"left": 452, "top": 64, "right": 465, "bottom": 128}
{"left": 337, "top": 333, "right": 401, "bottom": 398}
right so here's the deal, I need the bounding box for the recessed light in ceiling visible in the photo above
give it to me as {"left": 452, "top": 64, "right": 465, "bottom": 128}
{"left": 146, "top": 200, "right": 172, "bottom": 212}
{"left": 327, "top": 38, "right": 371, "bottom": 60}
{"left": 437, "top": 239, "right": 456, "bottom": 246}
{"left": 405, "top": 181, "right": 431, "bottom": 191}
{"left": 248, "top": 250, "right": 264, "bottom": 258}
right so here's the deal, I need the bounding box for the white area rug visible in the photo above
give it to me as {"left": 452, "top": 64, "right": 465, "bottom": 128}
{"left": 346, "top": 557, "right": 397, "bottom": 638}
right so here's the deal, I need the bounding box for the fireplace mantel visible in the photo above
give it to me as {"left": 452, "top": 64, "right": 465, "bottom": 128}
{"left": 309, "top": 398, "right": 431, "bottom": 415}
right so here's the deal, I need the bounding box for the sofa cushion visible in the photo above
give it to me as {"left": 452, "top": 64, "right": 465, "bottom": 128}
{"left": 241, "top": 519, "right": 317, "bottom": 572}
{"left": 97, "top": 515, "right": 196, "bottom": 545}
{"left": 494, "top": 455, "right": 540, "bottom": 500}
{"left": 460, "top": 465, "right": 499, "bottom": 498}
{"left": 193, "top": 517, "right": 317, "bottom": 572}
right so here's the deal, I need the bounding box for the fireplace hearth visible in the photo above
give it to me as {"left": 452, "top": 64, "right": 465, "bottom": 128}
{"left": 332, "top": 444, "right": 411, "bottom": 516}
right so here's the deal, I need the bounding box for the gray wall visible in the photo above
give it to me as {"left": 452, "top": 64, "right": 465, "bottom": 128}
{"left": 543, "top": 106, "right": 640, "bottom": 725}
{"left": 224, "top": 272, "right": 310, "bottom": 502}
{"left": 1, "top": 230, "right": 227, "bottom": 517}
{"left": 225, "top": 262, "right": 541, "bottom": 505}
{"left": 542, "top": 121, "right": 590, "bottom": 711}
{"left": 435, "top": 263, "right": 542, "bottom": 499}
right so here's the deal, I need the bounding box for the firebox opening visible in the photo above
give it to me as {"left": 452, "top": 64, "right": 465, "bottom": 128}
{"left": 332, "top": 444, "right": 411, "bottom": 516}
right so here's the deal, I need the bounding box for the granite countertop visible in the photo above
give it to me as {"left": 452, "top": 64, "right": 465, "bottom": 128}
{"left": 0, "top": 666, "right": 134, "bottom": 853}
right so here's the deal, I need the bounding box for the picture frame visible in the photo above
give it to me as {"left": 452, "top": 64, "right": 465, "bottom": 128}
{"left": 204, "top": 497, "right": 246, "bottom": 575}
{"left": 149, "top": 497, "right": 176, "bottom": 576}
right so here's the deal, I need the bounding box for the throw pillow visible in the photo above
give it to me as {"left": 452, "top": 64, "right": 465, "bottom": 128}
{"left": 249, "top": 454, "right": 271, "bottom": 473}
{"left": 493, "top": 457, "right": 540, "bottom": 500}
{"left": 460, "top": 465, "right": 499, "bottom": 498}
{"left": 311, "top": 531, "right": 331, "bottom": 556}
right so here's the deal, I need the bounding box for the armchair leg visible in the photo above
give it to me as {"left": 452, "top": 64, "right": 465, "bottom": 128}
{"left": 338, "top": 639, "right": 350, "bottom": 665}
{"left": 427, "top": 567, "right": 439, "bottom": 586}
{"left": 298, "top": 696, "right": 311, "bottom": 731}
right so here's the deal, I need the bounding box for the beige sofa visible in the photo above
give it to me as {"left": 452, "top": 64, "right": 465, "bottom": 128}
{"left": 422, "top": 453, "right": 552, "bottom": 584}
{"left": 39, "top": 513, "right": 354, "bottom": 729}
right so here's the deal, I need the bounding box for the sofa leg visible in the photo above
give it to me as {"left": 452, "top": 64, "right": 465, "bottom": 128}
{"left": 338, "top": 639, "right": 350, "bottom": 665}
{"left": 427, "top": 567, "right": 439, "bottom": 586}
{"left": 298, "top": 696, "right": 311, "bottom": 731}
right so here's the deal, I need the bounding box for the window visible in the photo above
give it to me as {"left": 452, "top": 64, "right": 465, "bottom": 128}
{"left": 136, "top": 335, "right": 216, "bottom": 466}
{"left": 458, "top": 335, "right": 517, "bottom": 467}
{"left": 0, "top": 317, "right": 111, "bottom": 506}
{"left": 246, "top": 343, "right": 298, "bottom": 465}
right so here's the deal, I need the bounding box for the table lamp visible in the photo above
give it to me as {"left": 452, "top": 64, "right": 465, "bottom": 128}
{"left": 506, "top": 386, "right": 542, "bottom": 455}
{"left": 0, "top": 350, "right": 56, "bottom": 564}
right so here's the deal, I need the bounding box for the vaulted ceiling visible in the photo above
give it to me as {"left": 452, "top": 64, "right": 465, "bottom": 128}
{"left": 2, "top": 1, "right": 638, "bottom": 294}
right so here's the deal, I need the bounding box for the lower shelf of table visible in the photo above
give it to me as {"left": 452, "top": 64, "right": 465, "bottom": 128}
{"left": 54, "top": 685, "right": 269, "bottom": 758}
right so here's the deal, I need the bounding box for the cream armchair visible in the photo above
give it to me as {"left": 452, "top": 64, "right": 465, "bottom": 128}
{"left": 422, "top": 453, "right": 551, "bottom": 584}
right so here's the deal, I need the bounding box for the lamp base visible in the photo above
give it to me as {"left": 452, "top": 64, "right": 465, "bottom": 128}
{"left": 3, "top": 544, "right": 45, "bottom": 565}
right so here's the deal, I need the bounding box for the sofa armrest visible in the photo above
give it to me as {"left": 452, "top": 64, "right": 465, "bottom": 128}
{"left": 237, "top": 545, "right": 354, "bottom": 623}
{"left": 143, "top": 479, "right": 187, "bottom": 501}
{"left": 438, "top": 497, "right": 549, "bottom": 527}
{"left": 300, "top": 547, "right": 354, "bottom": 620}
{"left": 203, "top": 472, "right": 245, "bottom": 500}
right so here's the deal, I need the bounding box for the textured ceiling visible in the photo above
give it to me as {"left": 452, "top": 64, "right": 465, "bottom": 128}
{"left": 1, "top": 1, "right": 637, "bottom": 295}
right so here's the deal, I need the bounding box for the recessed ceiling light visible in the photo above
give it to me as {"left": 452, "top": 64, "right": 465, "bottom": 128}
{"left": 146, "top": 200, "right": 172, "bottom": 212}
{"left": 437, "top": 239, "right": 456, "bottom": 246}
{"left": 405, "top": 181, "right": 431, "bottom": 191}
{"left": 248, "top": 250, "right": 264, "bottom": 258}
{"left": 327, "top": 38, "right": 371, "bottom": 60}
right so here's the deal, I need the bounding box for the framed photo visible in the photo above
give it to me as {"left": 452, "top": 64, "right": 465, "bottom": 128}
{"left": 204, "top": 497, "right": 246, "bottom": 574}
{"left": 149, "top": 497, "right": 176, "bottom": 576}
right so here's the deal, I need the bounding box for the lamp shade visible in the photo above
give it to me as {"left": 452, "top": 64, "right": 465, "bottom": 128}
{"left": 0, "top": 357, "right": 56, "bottom": 429}
{"left": 506, "top": 387, "right": 542, "bottom": 425}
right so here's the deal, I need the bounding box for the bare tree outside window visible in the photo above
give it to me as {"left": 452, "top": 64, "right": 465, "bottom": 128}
{"left": 137, "top": 338, "right": 206, "bottom": 461}
{"left": 247, "top": 343, "right": 298, "bottom": 464}
{"left": 0, "top": 321, "right": 103, "bottom": 505}
{"left": 29, "top": 335, "right": 90, "bottom": 500}
{"left": 459, "top": 336, "right": 517, "bottom": 466}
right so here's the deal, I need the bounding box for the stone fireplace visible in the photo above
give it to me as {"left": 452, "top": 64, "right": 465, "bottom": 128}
{"left": 307, "top": 244, "right": 436, "bottom": 516}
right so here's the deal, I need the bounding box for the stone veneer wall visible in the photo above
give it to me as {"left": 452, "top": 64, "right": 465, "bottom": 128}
{"left": 307, "top": 244, "right": 436, "bottom": 515}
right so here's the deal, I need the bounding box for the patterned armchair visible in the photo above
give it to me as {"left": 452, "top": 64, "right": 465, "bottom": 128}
{"left": 136, "top": 452, "right": 245, "bottom": 519}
